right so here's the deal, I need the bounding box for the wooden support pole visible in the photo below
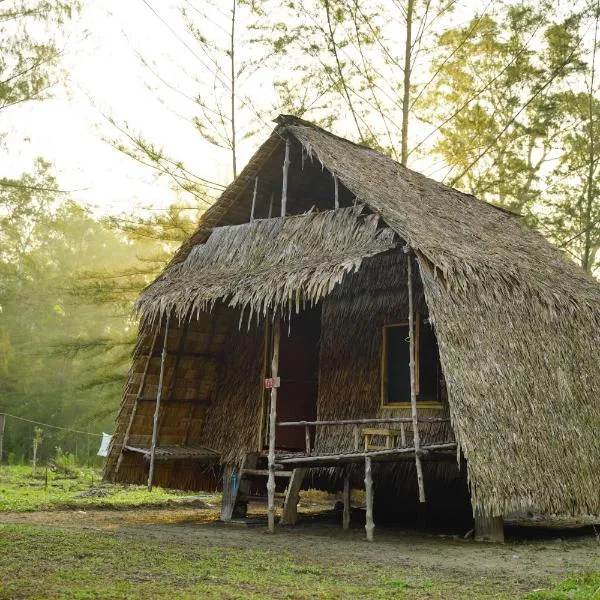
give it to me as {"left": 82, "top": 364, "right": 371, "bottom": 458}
{"left": 0, "top": 413, "right": 5, "bottom": 463}
{"left": 364, "top": 456, "right": 374, "bottom": 541}
{"left": 116, "top": 326, "right": 160, "bottom": 474}
{"left": 407, "top": 250, "right": 426, "bottom": 503}
{"left": 353, "top": 425, "right": 360, "bottom": 451}
{"left": 268, "top": 191, "right": 274, "bottom": 219}
{"left": 267, "top": 318, "right": 281, "bottom": 532}
{"left": 147, "top": 316, "right": 170, "bottom": 491}
{"left": 220, "top": 464, "right": 238, "bottom": 522}
{"left": 281, "top": 138, "right": 290, "bottom": 217}
{"left": 250, "top": 176, "right": 258, "bottom": 222}
{"left": 304, "top": 425, "right": 311, "bottom": 455}
{"left": 280, "top": 467, "right": 307, "bottom": 526}
{"left": 342, "top": 466, "right": 351, "bottom": 530}
{"left": 474, "top": 510, "right": 505, "bottom": 543}
{"left": 334, "top": 175, "right": 339, "bottom": 209}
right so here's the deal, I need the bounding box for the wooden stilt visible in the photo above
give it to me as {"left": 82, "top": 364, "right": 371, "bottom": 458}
{"left": 267, "top": 318, "right": 281, "bottom": 532}
{"left": 250, "top": 176, "right": 258, "bottom": 222}
{"left": 220, "top": 464, "right": 237, "bottom": 521}
{"left": 281, "top": 138, "right": 290, "bottom": 217}
{"left": 474, "top": 510, "right": 505, "bottom": 543}
{"left": 280, "top": 468, "right": 307, "bottom": 525}
{"left": 407, "top": 251, "right": 426, "bottom": 503}
{"left": 147, "top": 316, "right": 170, "bottom": 491}
{"left": 268, "top": 192, "right": 274, "bottom": 219}
{"left": 116, "top": 326, "right": 160, "bottom": 474}
{"left": 364, "top": 456, "right": 374, "bottom": 541}
{"left": 334, "top": 175, "right": 339, "bottom": 209}
{"left": 342, "top": 466, "right": 351, "bottom": 530}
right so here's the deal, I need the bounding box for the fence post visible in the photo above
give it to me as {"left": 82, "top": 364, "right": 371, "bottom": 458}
{"left": 0, "top": 413, "right": 5, "bottom": 463}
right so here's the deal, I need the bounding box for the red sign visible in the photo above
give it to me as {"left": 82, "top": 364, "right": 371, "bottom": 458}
{"left": 264, "top": 377, "right": 281, "bottom": 389}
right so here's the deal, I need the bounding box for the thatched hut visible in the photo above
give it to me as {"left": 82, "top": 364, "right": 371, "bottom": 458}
{"left": 104, "top": 115, "right": 600, "bottom": 542}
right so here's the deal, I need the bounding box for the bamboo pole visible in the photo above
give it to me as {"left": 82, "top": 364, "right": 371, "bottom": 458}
{"left": 267, "top": 317, "right": 281, "bottom": 532}
{"left": 407, "top": 251, "right": 426, "bottom": 502}
{"left": 281, "top": 138, "right": 290, "bottom": 217}
{"left": 0, "top": 413, "right": 5, "bottom": 463}
{"left": 342, "top": 466, "right": 351, "bottom": 530}
{"left": 268, "top": 191, "right": 274, "bottom": 219}
{"left": 116, "top": 326, "right": 160, "bottom": 473}
{"left": 364, "top": 456, "right": 374, "bottom": 541}
{"left": 147, "top": 316, "right": 170, "bottom": 491}
{"left": 250, "top": 176, "right": 258, "bottom": 222}
{"left": 334, "top": 175, "right": 339, "bottom": 209}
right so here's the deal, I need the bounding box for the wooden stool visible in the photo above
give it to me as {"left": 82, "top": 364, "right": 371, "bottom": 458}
{"left": 362, "top": 426, "right": 406, "bottom": 451}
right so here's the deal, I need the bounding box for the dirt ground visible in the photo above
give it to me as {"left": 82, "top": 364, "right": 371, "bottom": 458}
{"left": 2, "top": 503, "right": 599, "bottom": 596}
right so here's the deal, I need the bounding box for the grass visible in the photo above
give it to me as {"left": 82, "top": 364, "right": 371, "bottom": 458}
{"left": 0, "top": 523, "right": 512, "bottom": 600}
{"left": 526, "top": 573, "right": 600, "bottom": 600}
{"left": 0, "top": 465, "right": 216, "bottom": 512}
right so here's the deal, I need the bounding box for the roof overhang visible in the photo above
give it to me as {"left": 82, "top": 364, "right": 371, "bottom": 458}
{"left": 135, "top": 205, "right": 397, "bottom": 323}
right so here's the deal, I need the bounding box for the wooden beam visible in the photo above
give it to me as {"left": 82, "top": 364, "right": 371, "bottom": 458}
{"left": 116, "top": 325, "right": 160, "bottom": 474}
{"left": 250, "top": 176, "right": 258, "bottom": 222}
{"left": 281, "top": 138, "right": 290, "bottom": 217}
{"left": 267, "top": 318, "right": 281, "bottom": 532}
{"left": 334, "top": 175, "right": 339, "bottom": 209}
{"left": 364, "top": 456, "right": 374, "bottom": 541}
{"left": 147, "top": 316, "right": 170, "bottom": 491}
{"left": 342, "top": 466, "right": 351, "bottom": 530}
{"left": 220, "top": 464, "right": 238, "bottom": 521}
{"left": 474, "top": 510, "right": 505, "bottom": 543}
{"left": 278, "top": 417, "right": 449, "bottom": 427}
{"left": 407, "top": 250, "right": 426, "bottom": 503}
{"left": 280, "top": 468, "right": 307, "bottom": 526}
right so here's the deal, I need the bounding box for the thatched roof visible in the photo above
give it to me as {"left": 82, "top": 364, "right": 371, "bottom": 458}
{"left": 136, "top": 205, "right": 396, "bottom": 323}
{"left": 135, "top": 115, "right": 600, "bottom": 517}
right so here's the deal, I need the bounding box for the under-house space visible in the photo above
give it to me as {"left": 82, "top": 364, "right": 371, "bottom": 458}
{"left": 104, "top": 116, "right": 600, "bottom": 544}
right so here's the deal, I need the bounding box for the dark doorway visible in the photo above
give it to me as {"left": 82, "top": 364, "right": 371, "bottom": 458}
{"left": 274, "top": 305, "right": 321, "bottom": 451}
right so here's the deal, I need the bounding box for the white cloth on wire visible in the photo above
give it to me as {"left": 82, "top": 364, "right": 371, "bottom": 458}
{"left": 97, "top": 432, "right": 112, "bottom": 457}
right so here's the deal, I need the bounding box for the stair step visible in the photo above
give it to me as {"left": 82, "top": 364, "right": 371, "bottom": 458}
{"left": 238, "top": 494, "right": 285, "bottom": 505}
{"left": 241, "top": 468, "right": 293, "bottom": 478}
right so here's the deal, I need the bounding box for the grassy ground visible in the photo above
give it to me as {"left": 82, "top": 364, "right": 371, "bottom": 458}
{"left": 0, "top": 465, "right": 215, "bottom": 512}
{"left": 0, "top": 465, "right": 598, "bottom": 599}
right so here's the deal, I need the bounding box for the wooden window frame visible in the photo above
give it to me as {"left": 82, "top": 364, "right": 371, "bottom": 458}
{"left": 380, "top": 315, "right": 442, "bottom": 409}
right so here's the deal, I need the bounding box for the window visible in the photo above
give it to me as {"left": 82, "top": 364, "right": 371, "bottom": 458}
{"left": 381, "top": 315, "right": 441, "bottom": 407}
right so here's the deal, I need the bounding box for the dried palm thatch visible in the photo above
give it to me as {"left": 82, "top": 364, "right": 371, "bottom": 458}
{"left": 135, "top": 205, "right": 396, "bottom": 324}
{"left": 109, "top": 114, "right": 600, "bottom": 518}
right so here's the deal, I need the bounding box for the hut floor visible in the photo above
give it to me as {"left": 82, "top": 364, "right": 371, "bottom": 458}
{"left": 275, "top": 442, "right": 457, "bottom": 467}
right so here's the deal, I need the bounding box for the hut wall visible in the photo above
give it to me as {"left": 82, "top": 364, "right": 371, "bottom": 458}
{"left": 105, "top": 305, "right": 240, "bottom": 490}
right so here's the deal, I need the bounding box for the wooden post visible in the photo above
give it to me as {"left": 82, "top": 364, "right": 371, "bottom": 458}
{"left": 353, "top": 425, "right": 360, "bottom": 451}
{"left": 267, "top": 318, "right": 281, "bottom": 532}
{"left": 250, "top": 176, "right": 258, "bottom": 222}
{"left": 474, "top": 510, "right": 505, "bottom": 543}
{"left": 32, "top": 437, "right": 38, "bottom": 475}
{"left": 334, "top": 175, "right": 339, "bottom": 209}
{"left": 220, "top": 464, "right": 238, "bottom": 521}
{"left": 0, "top": 413, "right": 5, "bottom": 463}
{"left": 280, "top": 468, "right": 307, "bottom": 526}
{"left": 342, "top": 466, "right": 351, "bottom": 530}
{"left": 147, "top": 315, "right": 170, "bottom": 491}
{"left": 407, "top": 250, "right": 426, "bottom": 503}
{"left": 304, "top": 425, "right": 311, "bottom": 455}
{"left": 364, "top": 456, "right": 374, "bottom": 541}
{"left": 268, "top": 191, "right": 274, "bottom": 219}
{"left": 116, "top": 326, "right": 160, "bottom": 473}
{"left": 281, "top": 138, "right": 290, "bottom": 217}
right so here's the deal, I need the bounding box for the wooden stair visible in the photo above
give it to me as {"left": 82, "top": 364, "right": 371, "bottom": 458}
{"left": 220, "top": 455, "right": 306, "bottom": 525}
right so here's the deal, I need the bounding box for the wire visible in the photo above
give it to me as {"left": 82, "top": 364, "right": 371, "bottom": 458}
{"left": 1, "top": 413, "right": 104, "bottom": 437}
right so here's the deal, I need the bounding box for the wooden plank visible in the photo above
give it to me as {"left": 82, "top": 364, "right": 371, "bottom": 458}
{"left": 474, "top": 510, "right": 505, "bottom": 543}
{"left": 116, "top": 326, "right": 160, "bottom": 474}
{"left": 407, "top": 250, "right": 426, "bottom": 503}
{"left": 342, "top": 466, "right": 351, "bottom": 530}
{"left": 267, "top": 318, "right": 281, "bottom": 533}
{"left": 280, "top": 468, "right": 307, "bottom": 526}
{"left": 250, "top": 176, "right": 258, "bottom": 222}
{"left": 241, "top": 468, "right": 293, "bottom": 478}
{"left": 147, "top": 316, "right": 170, "bottom": 491}
{"left": 364, "top": 456, "right": 374, "bottom": 541}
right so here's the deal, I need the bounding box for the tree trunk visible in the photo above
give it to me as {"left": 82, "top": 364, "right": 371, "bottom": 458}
{"left": 401, "top": 0, "right": 415, "bottom": 166}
